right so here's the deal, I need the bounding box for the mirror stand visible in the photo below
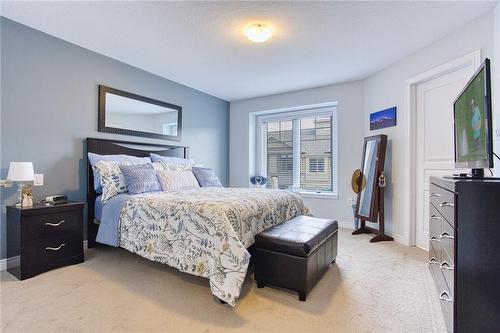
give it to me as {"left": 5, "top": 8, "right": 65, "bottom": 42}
{"left": 352, "top": 183, "right": 393, "bottom": 242}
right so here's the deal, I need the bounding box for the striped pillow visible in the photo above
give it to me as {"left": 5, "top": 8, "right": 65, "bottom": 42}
{"left": 157, "top": 170, "right": 200, "bottom": 191}
{"left": 119, "top": 163, "right": 161, "bottom": 195}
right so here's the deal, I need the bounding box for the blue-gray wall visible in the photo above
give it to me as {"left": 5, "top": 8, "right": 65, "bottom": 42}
{"left": 0, "top": 18, "right": 230, "bottom": 259}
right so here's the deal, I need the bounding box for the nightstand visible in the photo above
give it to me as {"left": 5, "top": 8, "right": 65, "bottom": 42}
{"left": 7, "top": 201, "right": 85, "bottom": 280}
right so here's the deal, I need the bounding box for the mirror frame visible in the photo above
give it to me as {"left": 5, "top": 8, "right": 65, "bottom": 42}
{"left": 98, "top": 85, "right": 182, "bottom": 141}
{"left": 355, "top": 134, "right": 387, "bottom": 222}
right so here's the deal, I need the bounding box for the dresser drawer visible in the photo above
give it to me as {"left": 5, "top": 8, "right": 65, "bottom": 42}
{"left": 429, "top": 247, "right": 441, "bottom": 285}
{"left": 429, "top": 237, "right": 442, "bottom": 264}
{"left": 440, "top": 252, "right": 454, "bottom": 299}
{"left": 440, "top": 219, "right": 455, "bottom": 265}
{"left": 437, "top": 271, "right": 454, "bottom": 333}
{"left": 429, "top": 204, "right": 443, "bottom": 242}
{"left": 22, "top": 210, "right": 82, "bottom": 241}
{"left": 429, "top": 184, "right": 455, "bottom": 227}
{"left": 22, "top": 237, "right": 83, "bottom": 276}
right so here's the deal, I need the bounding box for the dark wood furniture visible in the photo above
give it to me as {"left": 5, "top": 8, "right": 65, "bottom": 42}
{"left": 352, "top": 134, "right": 392, "bottom": 242}
{"left": 254, "top": 216, "right": 338, "bottom": 301}
{"left": 86, "top": 138, "right": 189, "bottom": 248}
{"left": 7, "top": 202, "right": 84, "bottom": 280}
{"left": 429, "top": 176, "right": 500, "bottom": 332}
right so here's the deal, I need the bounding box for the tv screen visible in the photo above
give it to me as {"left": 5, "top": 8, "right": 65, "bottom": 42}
{"left": 454, "top": 59, "right": 493, "bottom": 169}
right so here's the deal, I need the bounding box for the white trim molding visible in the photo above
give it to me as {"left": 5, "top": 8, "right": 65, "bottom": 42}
{"left": 404, "top": 49, "right": 481, "bottom": 246}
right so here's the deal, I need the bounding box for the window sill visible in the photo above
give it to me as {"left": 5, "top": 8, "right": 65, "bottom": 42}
{"left": 295, "top": 191, "right": 338, "bottom": 200}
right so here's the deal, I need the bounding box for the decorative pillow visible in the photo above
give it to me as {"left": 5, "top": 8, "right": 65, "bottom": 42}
{"left": 161, "top": 162, "right": 193, "bottom": 171}
{"left": 157, "top": 170, "right": 200, "bottom": 191}
{"left": 150, "top": 153, "right": 194, "bottom": 167}
{"left": 119, "top": 163, "right": 161, "bottom": 195}
{"left": 191, "top": 167, "right": 223, "bottom": 187}
{"left": 88, "top": 153, "right": 151, "bottom": 193}
{"left": 152, "top": 162, "right": 165, "bottom": 172}
{"left": 94, "top": 161, "right": 134, "bottom": 203}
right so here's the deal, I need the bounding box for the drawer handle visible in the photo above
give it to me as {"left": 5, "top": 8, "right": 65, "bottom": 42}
{"left": 440, "top": 202, "right": 454, "bottom": 208}
{"left": 440, "top": 232, "right": 454, "bottom": 240}
{"left": 439, "top": 291, "right": 453, "bottom": 303}
{"left": 440, "top": 261, "right": 454, "bottom": 271}
{"left": 429, "top": 192, "right": 442, "bottom": 198}
{"left": 45, "top": 243, "right": 66, "bottom": 251}
{"left": 429, "top": 257, "right": 439, "bottom": 264}
{"left": 429, "top": 214, "right": 442, "bottom": 220}
{"left": 429, "top": 236, "right": 440, "bottom": 242}
{"left": 45, "top": 219, "right": 66, "bottom": 227}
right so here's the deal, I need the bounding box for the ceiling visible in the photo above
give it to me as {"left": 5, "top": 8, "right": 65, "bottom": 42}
{"left": 1, "top": 1, "right": 496, "bottom": 102}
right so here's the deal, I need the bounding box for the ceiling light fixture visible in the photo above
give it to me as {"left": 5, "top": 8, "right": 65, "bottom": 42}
{"left": 244, "top": 23, "right": 273, "bottom": 43}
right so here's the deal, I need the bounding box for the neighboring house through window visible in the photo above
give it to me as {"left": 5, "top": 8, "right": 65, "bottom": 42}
{"left": 256, "top": 105, "right": 337, "bottom": 195}
{"left": 308, "top": 158, "right": 325, "bottom": 173}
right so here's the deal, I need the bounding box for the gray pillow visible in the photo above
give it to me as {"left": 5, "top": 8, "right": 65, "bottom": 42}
{"left": 119, "top": 163, "right": 161, "bottom": 194}
{"left": 191, "top": 167, "right": 223, "bottom": 187}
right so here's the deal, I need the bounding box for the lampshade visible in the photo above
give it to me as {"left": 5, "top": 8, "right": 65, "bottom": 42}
{"left": 7, "top": 162, "right": 35, "bottom": 182}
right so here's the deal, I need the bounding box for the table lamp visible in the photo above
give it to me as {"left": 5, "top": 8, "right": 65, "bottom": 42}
{"left": 7, "top": 162, "right": 34, "bottom": 207}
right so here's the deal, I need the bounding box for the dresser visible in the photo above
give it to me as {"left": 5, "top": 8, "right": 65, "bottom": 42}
{"left": 7, "top": 202, "right": 84, "bottom": 280}
{"left": 429, "top": 177, "right": 500, "bottom": 332}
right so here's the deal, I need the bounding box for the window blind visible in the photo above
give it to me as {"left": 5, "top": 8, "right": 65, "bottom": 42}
{"left": 266, "top": 120, "right": 293, "bottom": 189}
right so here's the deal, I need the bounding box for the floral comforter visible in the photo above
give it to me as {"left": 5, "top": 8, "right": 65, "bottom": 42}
{"left": 118, "top": 187, "right": 309, "bottom": 306}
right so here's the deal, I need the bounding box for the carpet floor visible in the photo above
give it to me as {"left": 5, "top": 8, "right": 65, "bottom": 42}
{"left": 0, "top": 229, "right": 446, "bottom": 332}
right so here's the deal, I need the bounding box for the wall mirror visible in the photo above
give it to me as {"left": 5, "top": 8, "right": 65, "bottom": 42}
{"left": 98, "top": 85, "right": 182, "bottom": 141}
{"left": 355, "top": 135, "right": 387, "bottom": 222}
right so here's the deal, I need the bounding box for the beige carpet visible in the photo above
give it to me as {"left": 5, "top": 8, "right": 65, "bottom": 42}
{"left": 0, "top": 229, "right": 445, "bottom": 333}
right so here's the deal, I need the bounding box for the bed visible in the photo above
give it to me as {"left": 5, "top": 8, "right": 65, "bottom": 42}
{"left": 86, "top": 138, "right": 309, "bottom": 306}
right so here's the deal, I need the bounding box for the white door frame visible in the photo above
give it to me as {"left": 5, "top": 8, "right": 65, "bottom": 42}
{"left": 404, "top": 50, "right": 481, "bottom": 246}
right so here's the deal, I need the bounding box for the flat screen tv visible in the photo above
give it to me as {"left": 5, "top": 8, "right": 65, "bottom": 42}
{"left": 453, "top": 58, "right": 493, "bottom": 178}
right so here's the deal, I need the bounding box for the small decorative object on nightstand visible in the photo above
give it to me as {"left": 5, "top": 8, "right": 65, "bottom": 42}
{"left": 7, "top": 201, "right": 85, "bottom": 280}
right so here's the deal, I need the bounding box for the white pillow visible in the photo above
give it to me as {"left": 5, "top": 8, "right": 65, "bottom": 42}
{"left": 150, "top": 153, "right": 194, "bottom": 166}
{"left": 157, "top": 170, "right": 200, "bottom": 191}
{"left": 95, "top": 161, "right": 134, "bottom": 203}
{"left": 152, "top": 162, "right": 165, "bottom": 171}
{"left": 160, "top": 162, "right": 193, "bottom": 171}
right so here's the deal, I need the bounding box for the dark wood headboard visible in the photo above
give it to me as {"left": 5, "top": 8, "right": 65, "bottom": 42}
{"left": 86, "top": 138, "right": 189, "bottom": 248}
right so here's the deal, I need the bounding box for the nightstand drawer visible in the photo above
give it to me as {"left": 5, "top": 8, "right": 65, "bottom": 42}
{"left": 22, "top": 237, "right": 83, "bottom": 277}
{"left": 23, "top": 210, "right": 82, "bottom": 241}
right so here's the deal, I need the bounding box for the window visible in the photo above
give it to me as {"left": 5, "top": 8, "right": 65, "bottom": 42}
{"left": 257, "top": 107, "right": 337, "bottom": 195}
{"left": 308, "top": 158, "right": 325, "bottom": 173}
{"left": 266, "top": 120, "right": 293, "bottom": 189}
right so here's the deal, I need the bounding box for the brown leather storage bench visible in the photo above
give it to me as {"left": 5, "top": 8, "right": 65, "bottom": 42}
{"left": 254, "top": 216, "right": 338, "bottom": 301}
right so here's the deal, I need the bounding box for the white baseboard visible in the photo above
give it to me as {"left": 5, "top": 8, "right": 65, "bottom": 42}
{"left": 0, "top": 256, "right": 19, "bottom": 272}
{"left": 1, "top": 240, "right": 89, "bottom": 272}
{"left": 338, "top": 219, "right": 406, "bottom": 246}
{"left": 337, "top": 219, "right": 355, "bottom": 230}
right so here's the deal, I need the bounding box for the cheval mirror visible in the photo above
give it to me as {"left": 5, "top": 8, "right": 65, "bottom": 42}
{"left": 353, "top": 134, "right": 393, "bottom": 242}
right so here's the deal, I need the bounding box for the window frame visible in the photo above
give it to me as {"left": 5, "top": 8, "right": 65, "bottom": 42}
{"left": 256, "top": 106, "right": 338, "bottom": 197}
{"left": 308, "top": 158, "right": 325, "bottom": 173}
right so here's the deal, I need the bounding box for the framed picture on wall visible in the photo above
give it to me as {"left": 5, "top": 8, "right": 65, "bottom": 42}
{"left": 370, "top": 107, "right": 397, "bottom": 130}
